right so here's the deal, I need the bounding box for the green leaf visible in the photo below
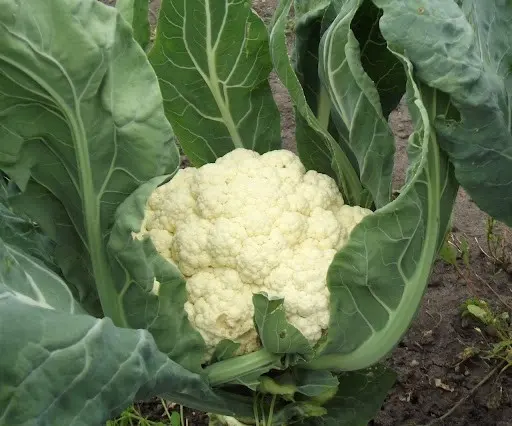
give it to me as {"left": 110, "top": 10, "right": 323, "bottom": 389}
{"left": 466, "top": 304, "right": 489, "bottom": 323}
{"left": 294, "top": 0, "right": 332, "bottom": 17}
{"left": 293, "top": 0, "right": 407, "bottom": 208}
{"left": 372, "top": 0, "right": 512, "bottom": 226}
{"left": 258, "top": 375, "right": 298, "bottom": 399}
{"left": 318, "top": 0, "right": 405, "bottom": 208}
{"left": 2, "top": 241, "right": 85, "bottom": 315}
{"left": 148, "top": 0, "right": 281, "bottom": 165}
{"left": 170, "top": 411, "right": 182, "bottom": 426}
{"left": 0, "top": 0, "right": 178, "bottom": 322}
{"left": 211, "top": 340, "right": 242, "bottom": 363}
{"left": 116, "top": 0, "right": 151, "bottom": 50}
{"left": 438, "top": 240, "right": 458, "bottom": 266}
{"left": 108, "top": 177, "right": 206, "bottom": 372}
{"left": 302, "top": 364, "right": 395, "bottom": 425}
{"left": 253, "top": 293, "right": 314, "bottom": 359}
{"left": 293, "top": 1, "right": 354, "bottom": 179}
{"left": 0, "top": 238, "right": 237, "bottom": 425}
{"left": 460, "top": 237, "right": 470, "bottom": 267}
{"left": 272, "top": 402, "right": 328, "bottom": 425}
{"left": 257, "top": 369, "right": 340, "bottom": 401}
{"left": 305, "top": 1, "right": 458, "bottom": 369}
{"left": 8, "top": 182, "right": 104, "bottom": 314}
{"left": 270, "top": 0, "right": 364, "bottom": 206}
{"left": 204, "top": 348, "right": 283, "bottom": 388}
{"left": 348, "top": 0, "right": 406, "bottom": 118}
{"left": 294, "top": 370, "right": 339, "bottom": 398}
{"left": 0, "top": 178, "right": 58, "bottom": 273}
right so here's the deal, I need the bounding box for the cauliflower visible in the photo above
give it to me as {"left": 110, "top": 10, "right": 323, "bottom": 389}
{"left": 138, "top": 149, "right": 371, "bottom": 354}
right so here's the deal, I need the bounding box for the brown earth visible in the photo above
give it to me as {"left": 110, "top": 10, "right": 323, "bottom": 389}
{"left": 100, "top": 0, "right": 512, "bottom": 425}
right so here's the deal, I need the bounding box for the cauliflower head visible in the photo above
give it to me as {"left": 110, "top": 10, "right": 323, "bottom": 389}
{"left": 138, "top": 149, "right": 371, "bottom": 354}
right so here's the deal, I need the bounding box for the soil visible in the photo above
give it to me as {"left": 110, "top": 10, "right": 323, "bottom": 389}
{"left": 100, "top": 0, "right": 512, "bottom": 424}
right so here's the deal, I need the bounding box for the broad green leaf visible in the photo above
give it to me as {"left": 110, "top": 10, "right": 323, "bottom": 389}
{"left": 0, "top": 239, "right": 239, "bottom": 425}
{"left": 270, "top": 365, "right": 392, "bottom": 425}
{"left": 0, "top": 178, "right": 58, "bottom": 273}
{"left": 8, "top": 182, "right": 103, "bottom": 314}
{"left": 253, "top": 293, "right": 314, "bottom": 358}
{"left": 292, "top": 0, "right": 406, "bottom": 206}
{"left": 372, "top": 0, "right": 512, "bottom": 226}
{"left": 294, "top": 0, "right": 332, "bottom": 16}
{"left": 302, "top": 365, "right": 395, "bottom": 425}
{"left": 347, "top": 0, "right": 406, "bottom": 118}
{"left": 116, "top": 0, "right": 151, "bottom": 50}
{"left": 318, "top": 0, "right": 405, "bottom": 208}
{"left": 108, "top": 177, "right": 206, "bottom": 371}
{"left": 306, "top": 7, "right": 458, "bottom": 369}
{"left": 292, "top": 1, "right": 353, "bottom": 179}
{"left": 2, "top": 241, "right": 85, "bottom": 315}
{"left": 0, "top": 0, "right": 178, "bottom": 323}
{"left": 148, "top": 0, "right": 281, "bottom": 165}
{"left": 270, "top": 0, "right": 364, "bottom": 206}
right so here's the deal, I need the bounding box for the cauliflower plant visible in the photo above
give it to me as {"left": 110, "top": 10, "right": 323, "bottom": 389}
{"left": 138, "top": 149, "right": 371, "bottom": 354}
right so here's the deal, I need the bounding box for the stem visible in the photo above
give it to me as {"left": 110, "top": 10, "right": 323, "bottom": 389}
{"left": 204, "top": 0, "right": 244, "bottom": 148}
{"left": 71, "top": 113, "right": 125, "bottom": 326}
{"left": 317, "top": 85, "right": 331, "bottom": 131}
{"left": 319, "top": 77, "right": 363, "bottom": 206}
{"left": 160, "top": 398, "right": 172, "bottom": 421}
{"left": 266, "top": 395, "right": 277, "bottom": 426}
{"left": 204, "top": 349, "right": 282, "bottom": 387}
{"left": 180, "top": 405, "right": 185, "bottom": 426}
{"left": 330, "top": 142, "right": 364, "bottom": 207}
{"left": 260, "top": 397, "right": 266, "bottom": 426}
{"left": 253, "top": 394, "right": 261, "bottom": 426}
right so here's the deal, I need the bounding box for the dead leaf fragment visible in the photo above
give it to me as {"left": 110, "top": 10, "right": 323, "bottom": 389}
{"left": 434, "top": 378, "right": 455, "bottom": 392}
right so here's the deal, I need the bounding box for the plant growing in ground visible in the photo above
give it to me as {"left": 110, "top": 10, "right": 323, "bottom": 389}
{"left": 460, "top": 298, "right": 512, "bottom": 368}
{"left": 0, "top": 0, "right": 511, "bottom": 425}
{"left": 439, "top": 221, "right": 511, "bottom": 304}
{"left": 107, "top": 399, "right": 186, "bottom": 426}
{"left": 432, "top": 297, "right": 512, "bottom": 425}
{"left": 439, "top": 232, "right": 471, "bottom": 269}
{"left": 481, "top": 217, "right": 512, "bottom": 274}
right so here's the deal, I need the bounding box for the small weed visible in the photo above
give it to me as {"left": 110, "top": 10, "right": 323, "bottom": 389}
{"left": 481, "top": 217, "right": 512, "bottom": 274}
{"left": 430, "top": 298, "right": 512, "bottom": 425}
{"left": 439, "top": 232, "right": 477, "bottom": 295}
{"left": 459, "top": 298, "right": 511, "bottom": 370}
{"left": 439, "top": 232, "right": 470, "bottom": 269}
{"left": 439, "top": 228, "right": 511, "bottom": 309}
{"left": 107, "top": 400, "right": 187, "bottom": 426}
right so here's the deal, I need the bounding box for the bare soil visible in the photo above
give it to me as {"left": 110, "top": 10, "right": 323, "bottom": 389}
{"left": 100, "top": 0, "right": 512, "bottom": 424}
